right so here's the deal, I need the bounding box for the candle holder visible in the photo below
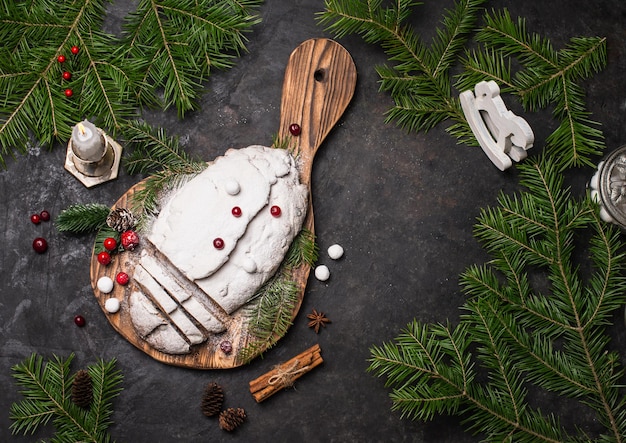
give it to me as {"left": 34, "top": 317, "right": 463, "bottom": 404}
{"left": 589, "top": 144, "right": 626, "bottom": 229}
{"left": 64, "top": 128, "right": 123, "bottom": 188}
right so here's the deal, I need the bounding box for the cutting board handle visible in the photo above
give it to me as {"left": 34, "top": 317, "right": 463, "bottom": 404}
{"left": 278, "top": 38, "right": 357, "bottom": 183}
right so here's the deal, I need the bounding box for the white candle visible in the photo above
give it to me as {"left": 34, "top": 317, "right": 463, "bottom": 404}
{"left": 71, "top": 120, "right": 104, "bottom": 162}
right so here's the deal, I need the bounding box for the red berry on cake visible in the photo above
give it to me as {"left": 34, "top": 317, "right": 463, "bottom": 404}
{"left": 270, "top": 205, "right": 282, "bottom": 217}
{"left": 121, "top": 230, "right": 140, "bottom": 250}
{"left": 213, "top": 238, "right": 225, "bottom": 249}
{"left": 232, "top": 206, "right": 242, "bottom": 217}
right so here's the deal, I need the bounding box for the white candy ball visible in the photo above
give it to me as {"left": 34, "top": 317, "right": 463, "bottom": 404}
{"left": 105, "top": 297, "right": 121, "bottom": 313}
{"left": 225, "top": 179, "right": 240, "bottom": 195}
{"left": 327, "top": 244, "right": 344, "bottom": 260}
{"left": 315, "top": 265, "right": 330, "bottom": 282}
{"left": 97, "top": 276, "right": 114, "bottom": 293}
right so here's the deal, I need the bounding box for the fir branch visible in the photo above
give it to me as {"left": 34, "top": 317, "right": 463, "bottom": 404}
{"left": 122, "top": 121, "right": 207, "bottom": 216}
{"left": 10, "top": 353, "right": 123, "bottom": 442}
{"left": 284, "top": 228, "right": 319, "bottom": 268}
{"left": 239, "top": 271, "right": 300, "bottom": 364}
{"left": 122, "top": 0, "right": 263, "bottom": 116}
{"left": 369, "top": 157, "right": 626, "bottom": 441}
{"left": 55, "top": 203, "right": 110, "bottom": 234}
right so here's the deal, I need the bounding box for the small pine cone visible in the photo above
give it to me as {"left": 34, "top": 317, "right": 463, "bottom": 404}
{"left": 219, "top": 407, "right": 246, "bottom": 432}
{"left": 201, "top": 382, "right": 224, "bottom": 417}
{"left": 71, "top": 370, "right": 93, "bottom": 409}
{"left": 106, "top": 208, "right": 137, "bottom": 232}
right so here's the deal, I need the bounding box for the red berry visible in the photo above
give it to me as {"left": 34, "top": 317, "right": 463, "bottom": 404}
{"left": 232, "top": 206, "right": 242, "bottom": 217}
{"left": 62, "top": 71, "right": 72, "bottom": 81}
{"left": 270, "top": 205, "right": 282, "bottom": 217}
{"left": 121, "top": 230, "right": 140, "bottom": 251}
{"left": 213, "top": 238, "right": 225, "bottom": 249}
{"left": 103, "top": 237, "right": 117, "bottom": 251}
{"left": 30, "top": 213, "right": 41, "bottom": 224}
{"left": 116, "top": 272, "right": 130, "bottom": 285}
{"left": 64, "top": 88, "right": 73, "bottom": 97}
{"left": 57, "top": 55, "right": 66, "bottom": 63}
{"left": 74, "top": 315, "right": 86, "bottom": 327}
{"left": 97, "top": 251, "right": 111, "bottom": 265}
{"left": 40, "top": 210, "right": 50, "bottom": 221}
{"left": 71, "top": 45, "right": 80, "bottom": 55}
{"left": 289, "top": 123, "right": 301, "bottom": 136}
{"left": 32, "top": 237, "right": 48, "bottom": 253}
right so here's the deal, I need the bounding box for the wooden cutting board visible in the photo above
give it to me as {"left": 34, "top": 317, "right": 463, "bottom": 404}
{"left": 89, "top": 38, "right": 357, "bottom": 369}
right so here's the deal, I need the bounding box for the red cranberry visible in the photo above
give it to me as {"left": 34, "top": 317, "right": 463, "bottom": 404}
{"left": 121, "top": 230, "right": 140, "bottom": 251}
{"left": 97, "top": 251, "right": 111, "bottom": 265}
{"left": 232, "top": 206, "right": 242, "bottom": 217}
{"left": 32, "top": 237, "right": 48, "bottom": 253}
{"left": 57, "top": 55, "right": 66, "bottom": 63}
{"left": 64, "top": 88, "right": 73, "bottom": 97}
{"left": 103, "top": 237, "right": 117, "bottom": 251}
{"left": 70, "top": 45, "right": 80, "bottom": 55}
{"left": 289, "top": 123, "right": 301, "bottom": 136}
{"left": 213, "top": 238, "right": 225, "bottom": 249}
{"left": 116, "top": 272, "right": 130, "bottom": 285}
{"left": 62, "top": 71, "right": 72, "bottom": 81}
{"left": 74, "top": 315, "right": 86, "bottom": 327}
{"left": 270, "top": 205, "right": 282, "bottom": 217}
{"left": 30, "top": 214, "right": 41, "bottom": 224}
{"left": 40, "top": 210, "right": 50, "bottom": 221}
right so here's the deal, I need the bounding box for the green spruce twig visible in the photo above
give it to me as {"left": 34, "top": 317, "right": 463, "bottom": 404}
{"left": 55, "top": 203, "right": 111, "bottom": 233}
{"left": 368, "top": 156, "right": 626, "bottom": 441}
{"left": 122, "top": 121, "right": 208, "bottom": 216}
{"left": 10, "top": 353, "right": 123, "bottom": 442}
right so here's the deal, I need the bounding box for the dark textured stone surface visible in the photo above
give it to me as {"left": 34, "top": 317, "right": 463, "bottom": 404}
{"left": 1, "top": 0, "right": 625, "bottom": 441}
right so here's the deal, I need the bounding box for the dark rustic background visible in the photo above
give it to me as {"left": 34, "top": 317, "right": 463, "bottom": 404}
{"left": 1, "top": 0, "right": 625, "bottom": 441}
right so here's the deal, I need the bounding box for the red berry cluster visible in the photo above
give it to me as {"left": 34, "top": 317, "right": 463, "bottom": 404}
{"left": 57, "top": 46, "right": 80, "bottom": 98}
{"left": 97, "top": 229, "right": 140, "bottom": 266}
{"left": 30, "top": 210, "right": 51, "bottom": 253}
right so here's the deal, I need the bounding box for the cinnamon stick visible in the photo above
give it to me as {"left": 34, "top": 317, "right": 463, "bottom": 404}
{"left": 249, "top": 344, "right": 323, "bottom": 402}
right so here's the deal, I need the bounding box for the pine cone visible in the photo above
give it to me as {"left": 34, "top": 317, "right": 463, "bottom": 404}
{"left": 71, "top": 369, "right": 93, "bottom": 409}
{"left": 106, "top": 208, "right": 137, "bottom": 232}
{"left": 201, "top": 382, "right": 224, "bottom": 417}
{"left": 219, "top": 407, "right": 246, "bottom": 432}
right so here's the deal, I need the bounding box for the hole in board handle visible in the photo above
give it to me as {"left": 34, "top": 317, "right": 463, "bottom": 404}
{"left": 314, "top": 69, "right": 325, "bottom": 82}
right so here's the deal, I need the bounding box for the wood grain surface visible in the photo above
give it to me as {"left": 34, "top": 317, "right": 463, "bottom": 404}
{"left": 89, "top": 38, "right": 357, "bottom": 369}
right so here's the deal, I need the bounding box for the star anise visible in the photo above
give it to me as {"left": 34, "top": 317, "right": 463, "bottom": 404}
{"left": 307, "top": 309, "right": 331, "bottom": 334}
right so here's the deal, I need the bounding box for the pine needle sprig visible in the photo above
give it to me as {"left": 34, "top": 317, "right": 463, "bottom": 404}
{"left": 10, "top": 353, "right": 123, "bottom": 442}
{"left": 319, "top": 0, "right": 486, "bottom": 142}
{"left": 368, "top": 157, "right": 626, "bottom": 441}
{"left": 55, "top": 203, "right": 111, "bottom": 234}
{"left": 122, "top": 0, "right": 263, "bottom": 117}
{"left": 122, "top": 121, "right": 208, "bottom": 216}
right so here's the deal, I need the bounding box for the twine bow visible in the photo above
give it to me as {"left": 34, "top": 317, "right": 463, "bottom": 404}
{"left": 268, "top": 359, "right": 310, "bottom": 387}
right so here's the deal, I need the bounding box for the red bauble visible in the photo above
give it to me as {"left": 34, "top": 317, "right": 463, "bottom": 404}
{"left": 40, "top": 210, "right": 51, "bottom": 221}
{"left": 213, "top": 238, "right": 225, "bottom": 249}
{"left": 289, "top": 123, "right": 301, "bottom": 136}
{"left": 62, "top": 71, "right": 72, "bottom": 81}
{"left": 97, "top": 251, "right": 111, "bottom": 265}
{"left": 121, "top": 230, "right": 140, "bottom": 250}
{"left": 270, "top": 205, "right": 282, "bottom": 217}
{"left": 32, "top": 237, "right": 48, "bottom": 253}
{"left": 30, "top": 214, "right": 41, "bottom": 224}
{"left": 232, "top": 206, "right": 242, "bottom": 217}
{"left": 70, "top": 45, "right": 80, "bottom": 55}
{"left": 116, "top": 272, "right": 130, "bottom": 285}
{"left": 74, "top": 315, "right": 86, "bottom": 327}
{"left": 103, "top": 237, "right": 117, "bottom": 251}
{"left": 57, "top": 55, "right": 66, "bottom": 63}
{"left": 64, "top": 88, "right": 73, "bottom": 97}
